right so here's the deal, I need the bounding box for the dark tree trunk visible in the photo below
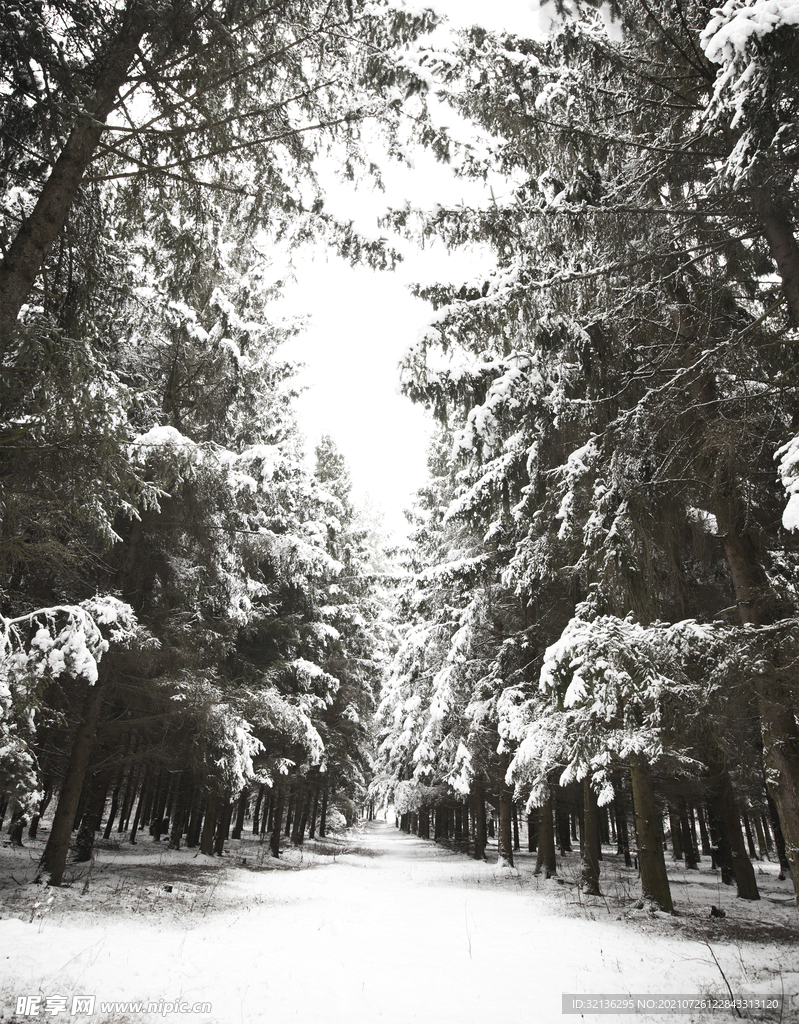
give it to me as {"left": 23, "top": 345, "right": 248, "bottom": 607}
{"left": 103, "top": 772, "right": 123, "bottom": 840}
{"left": 73, "top": 770, "right": 108, "bottom": 862}
{"left": 292, "top": 780, "right": 307, "bottom": 845}
{"left": 169, "top": 774, "right": 190, "bottom": 851}
{"left": 716, "top": 489, "right": 799, "bottom": 902}
{"left": 613, "top": 774, "right": 632, "bottom": 867}
{"left": 616, "top": 804, "right": 632, "bottom": 868}
{"left": 185, "top": 787, "right": 204, "bottom": 849}
{"left": 0, "top": 2, "right": 153, "bottom": 330}
{"left": 213, "top": 799, "right": 233, "bottom": 856}
{"left": 527, "top": 809, "right": 539, "bottom": 852}
{"left": 629, "top": 759, "right": 673, "bottom": 912}
{"left": 128, "top": 775, "right": 149, "bottom": 845}
{"left": 696, "top": 803, "right": 712, "bottom": 856}
{"left": 743, "top": 813, "right": 758, "bottom": 860}
{"left": 706, "top": 796, "right": 734, "bottom": 885}
{"left": 296, "top": 784, "right": 312, "bottom": 846}
{"left": 102, "top": 737, "right": 130, "bottom": 840}
{"left": 706, "top": 759, "right": 758, "bottom": 899}
{"left": 261, "top": 791, "right": 271, "bottom": 838}
{"left": 753, "top": 810, "right": 769, "bottom": 861}
{"left": 754, "top": 192, "right": 799, "bottom": 323}
{"left": 265, "top": 790, "right": 275, "bottom": 833}
{"left": 231, "top": 787, "right": 248, "bottom": 841}
{"left": 39, "top": 671, "right": 108, "bottom": 885}
{"left": 200, "top": 791, "right": 218, "bottom": 856}
{"left": 7, "top": 803, "right": 26, "bottom": 846}
{"left": 668, "top": 804, "right": 683, "bottom": 861}
{"left": 761, "top": 812, "right": 775, "bottom": 855}
{"left": 252, "top": 785, "right": 265, "bottom": 836}
{"left": 118, "top": 760, "right": 139, "bottom": 833}
{"left": 599, "top": 806, "right": 610, "bottom": 849}
{"left": 511, "top": 803, "right": 520, "bottom": 852}
{"left": 270, "top": 782, "right": 286, "bottom": 858}
{"left": 318, "top": 785, "right": 328, "bottom": 839}
{"left": 555, "top": 791, "right": 572, "bottom": 854}
{"left": 766, "top": 789, "right": 792, "bottom": 880}
{"left": 151, "top": 771, "right": 169, "bottom": 842}
{"left": 308, "top": 784, "right": 320, "bottom": 840}
{"left": 580, "top": 777, "right": 601, "bottom": 896}
{"left": 534, "top": 794, "right": 557, "bottom": 878}
{"left": 678, "top": 797, "right": 699, "bottom": 870}
{"left": 472, "top": 780, "right": 487, "bottom": 860}
{"left": 497, "top": 768, "right": 514, "bottom": 868}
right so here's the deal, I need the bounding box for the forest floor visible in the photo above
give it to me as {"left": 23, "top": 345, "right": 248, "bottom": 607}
{"left": 0, "top": 821, "right": 797, "bottom": 1024}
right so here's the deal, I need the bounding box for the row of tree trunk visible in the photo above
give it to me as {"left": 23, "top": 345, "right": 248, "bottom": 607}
{"left": 5, "top": 764, "right": 336, "bottom": 881}
{"left": 394, "top": 769, "right": 788, "bottom": 911}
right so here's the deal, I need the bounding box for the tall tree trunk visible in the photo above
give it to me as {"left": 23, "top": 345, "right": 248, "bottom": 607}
{"left": 118, "top": 757, "right": 139, "bottom": 833}
{"left": 527, "top": 809, "right": 539, "bottom": 852}
{"left": 613, "top": 773, "right": 632, "bottom": 867}
{"left": 270, "top": 782, "right": 286, "bottom": 858}
{"left": 128, "top": 774, "right": 149, "bottom": 846}
{"left": 696, "top": 803, "right": 712, "bottom": 856}
{"left": 715, "top": 496, "right": 799, "bottom": 902}
{"left": 200, "top": 790, "right": 218, "bottom": 856}
{"left": 169, "top": 773, "right": 190, "bottom": 851}
{"left": 714, "top": 769, "right": 759, "bottom": 900}
{"left": 231, "top": 787, "right": 248, "bottom": 841}
{"left": 0, "top": 2, "right": 152, "bottom": 330}
{"left": 678, "top": 796, "right": 699, "bottom": 870}
{"left": 555, "top": 787, "right": 572, "bottom": 854}
{"left": 742, "top": 813, "right": 758, "bottom": 859}
{"left": 296, "top": 784, "right": 312, "bottom": 846}
{"left": 73, "top": 769, "right": 109, "bottom": 863}
{"left": 497, "top": 770, "right": 514, "bottom": 868}
{"left": 534, "top": 793, "right": 557, "bottom": 878}
{"left": 252, "top": 784, "right": 265, "bottom": 836}
{"left": 291, "top": 780, "right": 306, "bottom": 844}
{"left": 318, "top": 785, "right": 328, "bottom": 839}
{"left": 151, "top": 771, "right": 170, "bottom": 841}
{"left": 753, "top": 810, "right": 769, "bottom": 861}
{"left": 667, "top": 803, "right": 683, "bottom": 861}
{"left": 103, "top": 763, "right": 125, "bottom": 840}
{"left": 213, "top": 799, "right": 233, "bottom": 856}
{"left": 766, "top": 790, "right": 792, "bottom": 880}
{"left": 39, "top": 671, "right": 108, "bottom": 885}
{"left": 308, "top": 784, "right": 320, "bottom": 840}
{"left": 284, "top": 782, "right": 295, "bottom": 837}
{"left": 7, "top": 803, "right": 26, "bottom": 847}
{"left": 580, "top": 777, "right": 601, "bottom": 896}
{"left": 185, "top": 787, "right": 204, "bottom": 849}
{"left": 629, "top": 759, "right": 673, "bottom": 912}
{"left": 472, "top": 780, "right": 487, "bottom": 860}
{"left": 754, "top": 192, "right": 799, "bottom": 323}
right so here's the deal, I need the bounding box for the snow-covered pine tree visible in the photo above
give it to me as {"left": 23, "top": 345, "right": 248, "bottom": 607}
{"left": 388, "top": 0, "right": 799, "bottom": 902}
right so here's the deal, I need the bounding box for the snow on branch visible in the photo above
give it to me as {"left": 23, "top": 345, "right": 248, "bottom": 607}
{"left": 776, "top": 434, "right": 799, "bottom": 531}
{"left": 0, "top": 597, "right": 139, "bottom": 807}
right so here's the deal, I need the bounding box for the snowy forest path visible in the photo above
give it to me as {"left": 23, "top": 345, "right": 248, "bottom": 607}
{"left": 2, "top": 822, "right": 794, "bottom": 1024}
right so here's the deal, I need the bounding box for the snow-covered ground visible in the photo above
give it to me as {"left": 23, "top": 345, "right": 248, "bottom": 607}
{"left": 1, "top": 822, "right": 797, "bottom": 1024}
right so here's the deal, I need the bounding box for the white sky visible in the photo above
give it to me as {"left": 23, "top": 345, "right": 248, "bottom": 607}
{"left": 275, "top": 1, "right": 547, "bottom": 536}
